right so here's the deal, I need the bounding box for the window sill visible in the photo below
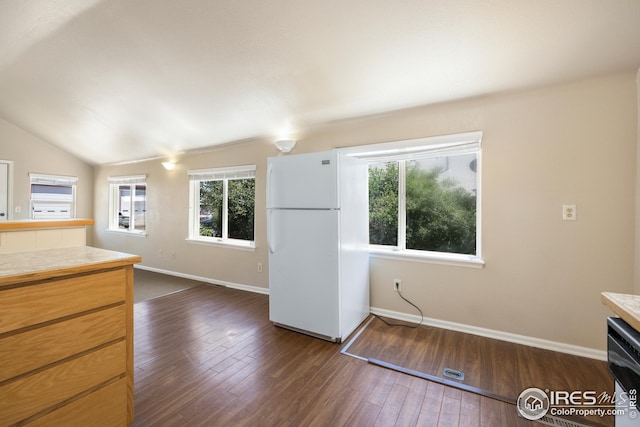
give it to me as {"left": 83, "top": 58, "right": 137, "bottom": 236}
{"left": 106, "top": 229, "right": 147, "bottom": 237}
{"left": 370, "top": 248, "right": 484, "bottom": 268}
{"left": 186, "top": 237, "right": 255, "bottom": 252}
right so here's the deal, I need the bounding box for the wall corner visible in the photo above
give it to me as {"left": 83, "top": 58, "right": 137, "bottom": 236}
{"left": 635, "top": 67, "right": 640, "bottom": 294}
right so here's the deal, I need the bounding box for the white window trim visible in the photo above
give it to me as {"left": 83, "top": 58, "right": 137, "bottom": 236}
{"left": 107, "top": 175, "right": 147, "bottom": 236}
{"left": 187, "top": 165, "right": 256, "bottom": 250}
{"left": 370, "top": 247, "right": 485, "bottom": 268}
{"left": 107, "top": 175, "right": 146, "bottom": 185}
{"left": 341, "top": 131, "right": 483, "bottom": 267}
{"left": 1, "top": 160, "right": 14, "bottom": 220}
{"left": 29, "top": 173, "right": 78, "bottom": 219}
{"left": 185, "top": 236, "right": 256, "bottom": 251}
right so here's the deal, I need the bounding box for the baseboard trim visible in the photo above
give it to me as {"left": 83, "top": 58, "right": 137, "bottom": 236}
{"left": 370, "top": 307, "right": 607, "bottom": 361}
{"left": 134, "top": 265, "right": 270, "bottom": 295}
{"left": 133, "top": 265, "right": 605, "bottom": 361}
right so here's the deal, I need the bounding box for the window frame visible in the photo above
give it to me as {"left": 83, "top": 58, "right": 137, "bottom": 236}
{"left": 29, "top": 173, "right": 78, "bottom": 220}
{"left": 107, "top": 175, "right": 147, "bottom": 235}
{"left": 342, "top": 131, "right": 484, "bottom": 268}
{"left": 187, "top": 164, "right": 256, "bottom": 250}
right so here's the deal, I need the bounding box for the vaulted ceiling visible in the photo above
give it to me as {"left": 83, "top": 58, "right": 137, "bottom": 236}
{"left": 1, "top": 0, "right": 640, "bottom": 165}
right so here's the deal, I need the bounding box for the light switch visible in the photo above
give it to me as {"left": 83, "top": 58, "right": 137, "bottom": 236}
{"left": 562, "top": 205, "right": 576, "bottom": 221}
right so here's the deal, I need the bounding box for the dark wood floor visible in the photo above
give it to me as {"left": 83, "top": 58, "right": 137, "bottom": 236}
{"left": 346, "top": 316, "right": 614, "bottom": 427}
{"left": 131, "top": 284, "right": 613, "bottom": 427}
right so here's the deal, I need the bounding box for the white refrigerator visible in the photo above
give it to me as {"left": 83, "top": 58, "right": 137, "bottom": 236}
{"left": 267, "top": 150, "right": 370, "bottom": 342}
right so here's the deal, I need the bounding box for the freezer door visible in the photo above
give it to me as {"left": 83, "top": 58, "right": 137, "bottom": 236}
{"left": 267, "top": 151, "right": 338, "bottom": 209}
{"left": 268, "top": 209, "right": 340, "bottom": 339}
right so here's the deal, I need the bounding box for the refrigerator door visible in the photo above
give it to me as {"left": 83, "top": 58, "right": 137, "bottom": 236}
{"left": 267, "top": 151, "right": 338, "bottom": 209}
{"left": 268, "top": 209, "right": 340, "bottom": 340}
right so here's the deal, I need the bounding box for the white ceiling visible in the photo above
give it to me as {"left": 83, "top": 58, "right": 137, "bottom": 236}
{"left": 1, "top": 0, "right": 639, "bottom": 165}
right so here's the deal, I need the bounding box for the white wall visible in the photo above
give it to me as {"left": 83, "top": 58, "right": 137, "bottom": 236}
{"left": 306, "top": 71, "right": 637, "bottom": 352}
{"left": 94, "top": 71, "right": 638, "bottom": 352}
{"left": 93, "top": 139, "right": 272, "bottom": 290}
{"left": 0, "top": 117, "right": 94, "bottom": 231}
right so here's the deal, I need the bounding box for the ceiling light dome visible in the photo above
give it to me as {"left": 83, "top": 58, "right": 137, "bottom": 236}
{"left": 274, "top": 139, "right": 296, "bottom": 153}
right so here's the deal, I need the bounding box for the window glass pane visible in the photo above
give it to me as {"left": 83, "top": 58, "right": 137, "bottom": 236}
{"left": 117, "top": 185, "right": 131, "bottom": 229}
{"left": 30, "top": 184, "right": 74, "bottom": 219}
{"left": 368, "top": 161, "right": 398, "bottom": 246}
{"left": 406, "top": 153, "right": 477, "bottom": 255}
{"left": 133, "top": 185, "right": 146, "bottom": 231}
{"left": 227, "top": 178, "right": 255, "bottom": 241}
{"left": 109, "top": 178, "right": 146, "bottom": 232}
{"left": 31, "top": 184, "right": 73, "bottom": 201}
{"left": 199, "top": 181, "right": 223, "bottom": 238}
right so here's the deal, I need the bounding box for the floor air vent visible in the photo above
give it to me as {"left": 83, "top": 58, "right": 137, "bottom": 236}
{"left": 442, "top": 368, "right": 464, "bottom": 381}
{"left": 534, "top": 414, "right": 591, "bottom": 427}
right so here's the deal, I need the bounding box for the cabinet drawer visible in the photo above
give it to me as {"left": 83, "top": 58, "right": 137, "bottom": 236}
{"left": 0, "top": 341, "right": 125, "bottom": 426}
{"left": 0, "top": 305, "right": 126, "bottom": 383}
{"left": 0, "top": 269, "right": 126, "bottom": 334}
{"left": 25, "top": 378, "right": 127, "bottom": 427}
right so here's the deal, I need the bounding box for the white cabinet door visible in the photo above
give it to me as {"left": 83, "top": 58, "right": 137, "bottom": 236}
{"left": 268, "top": 209, "right": 340, "bottom": 339}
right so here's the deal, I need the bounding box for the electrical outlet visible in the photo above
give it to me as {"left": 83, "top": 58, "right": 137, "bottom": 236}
{"left": 257, "top": 262, "right": 263, "bottom": 272}
{"left": 562, "top": 204, "right": 577, "bottom": 221}
{"left": 393, "top": 279, "right": 401, "bottom": 292}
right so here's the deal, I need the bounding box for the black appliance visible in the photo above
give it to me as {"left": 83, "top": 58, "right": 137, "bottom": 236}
{"left": 607, "top": 317, "right": 640, "bottom": 426}
{"left": 608, "top": 317, "right": 640, "bottom": 394}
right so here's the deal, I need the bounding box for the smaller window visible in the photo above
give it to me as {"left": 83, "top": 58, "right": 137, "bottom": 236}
{"left": 29, "top": 173, "right": 77, "bottom": 219}
{"left": 108, "top": 175, "right": 147, "bottom": 234}
{"left": 188, "top": 165, "right": 256, "bottom": 248}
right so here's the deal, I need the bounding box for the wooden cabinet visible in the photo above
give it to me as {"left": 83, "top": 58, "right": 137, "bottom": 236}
{"left": 0, "top": 246, "right": 140, "bottom": 427}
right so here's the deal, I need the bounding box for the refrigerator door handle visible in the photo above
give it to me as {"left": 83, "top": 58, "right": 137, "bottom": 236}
{"left": 267, "top": 162, "right": 273, "bottom": 209}
{"left": 267, "top": 209, "right": 275, "bottom": 254}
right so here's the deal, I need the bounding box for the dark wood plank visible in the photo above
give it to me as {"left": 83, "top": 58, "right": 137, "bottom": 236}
{"left": 416, "top": 381, "right": 445, "bottom": 427}
{"left": 395, "top": 378, "right": 429, "bottom": 426}
{"left": 459, "top": 392, "right": 480, "bottom": 427}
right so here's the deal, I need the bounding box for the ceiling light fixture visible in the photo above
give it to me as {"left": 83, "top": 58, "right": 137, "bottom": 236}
{"left": 161, "top": 161, "right": 176, "bottom": 170}
{"left": 274, "top": 139, "right": 296, "bottom": 153}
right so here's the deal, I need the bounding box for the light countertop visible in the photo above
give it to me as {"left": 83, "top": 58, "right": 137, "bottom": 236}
{"left": 0, "top": 219, "right": 95, "bottom": 231}
{"left": 601, "top": 292, "right": 640, "bottom": 332}
{"left": 0, "top": 246, "right": 141, "bottom": 287}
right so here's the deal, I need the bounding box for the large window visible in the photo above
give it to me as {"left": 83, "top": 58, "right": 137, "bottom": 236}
{"left": 346, "top": 132, "right": 482, "bottom": 265}
{"left": 108, "top": 175, "right": 147, "bottom": 233}
{"left": 30, "top": 173, "right": 77, "bottom": 219}
{"left": 188, "top": 165, "right": 256, "bottom": 248}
